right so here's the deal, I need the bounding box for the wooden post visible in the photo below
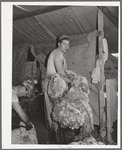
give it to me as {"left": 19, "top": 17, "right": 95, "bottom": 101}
{"left": 98, "top": 9, "right": 106, "bottom": 140}
{"left": 31, "top": 62, "right": 35, "bottom": 98}
{"left": 106, "top": 79, "right": 117, "bottom": 144}
{"left": 97, "top": 6, "right": 118, "bottom": 28}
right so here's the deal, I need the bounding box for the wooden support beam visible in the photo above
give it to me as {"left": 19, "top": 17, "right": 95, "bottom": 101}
{"left": 14, "top": 6, "right": 69, "bottom": 21}
{"left": 97, "top": 6, "right": 118, "bottom": 28}
{"left": 31, "top": 63, "right": 35, "bottom": 98}
{"left": 98, "top": 9, "right": 106, "bottom": 140}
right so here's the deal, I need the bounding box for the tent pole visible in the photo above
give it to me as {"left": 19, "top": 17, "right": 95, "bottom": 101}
{"left": 31, "top": 62, "right": 35, "bottom": 98}
{"left": 97, "top": 6, "right": 118, "bottom": 28}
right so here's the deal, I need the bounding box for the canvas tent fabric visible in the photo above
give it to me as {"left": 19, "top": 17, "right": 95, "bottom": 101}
{"left": 13, "top": 6, "right": 118, "bottom": 54}
{"left": 12, "top": 44, "right": 31, "bottom": 85}
{"left": 65, "top": 30, "right": 99, "bottom": 125}
{"left": 12, "top": 30, "right": 100, "bottom": 125}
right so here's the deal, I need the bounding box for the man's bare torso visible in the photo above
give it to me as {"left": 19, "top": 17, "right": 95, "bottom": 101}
{"left": 46, "top": 48, "right": 64, "bottom": 79}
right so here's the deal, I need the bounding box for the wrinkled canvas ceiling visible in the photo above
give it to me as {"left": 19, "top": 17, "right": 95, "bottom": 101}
{"left": 13, "top": 5, "right": 118, "bottom": 53}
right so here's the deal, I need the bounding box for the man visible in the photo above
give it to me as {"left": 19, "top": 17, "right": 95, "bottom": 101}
{"left": 12, "top": 80, "right": 33, "bottom": 128}
{"left": 46, "top": 35, "right": 73, "bottom": 89}
{"left": 12, "top": 80, "right": 38, "bottom": 144}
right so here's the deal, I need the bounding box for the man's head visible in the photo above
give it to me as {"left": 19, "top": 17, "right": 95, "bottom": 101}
{"left": 16, "top": 80, "right": 33, "bottom": 98}
{"left": 58, "top": 35, "right": 70, "bottom": 53}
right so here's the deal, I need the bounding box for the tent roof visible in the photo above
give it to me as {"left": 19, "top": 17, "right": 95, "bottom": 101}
{"left": 13, "top": 5, "right": 118, "bottom": 53}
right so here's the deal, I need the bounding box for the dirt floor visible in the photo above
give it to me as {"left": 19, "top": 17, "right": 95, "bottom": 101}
{"left": 28, "top": 112, "right": 49, "bottom": 144}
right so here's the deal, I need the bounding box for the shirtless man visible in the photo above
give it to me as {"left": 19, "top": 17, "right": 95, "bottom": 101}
{"left": 46, "top": 35, "right": 72, "bottom": 89}
{"left": 12, "top": 80, "right": 33, "bottom": 130}
{"left": 12, "top": 81, "right": 38, "bottom": 144}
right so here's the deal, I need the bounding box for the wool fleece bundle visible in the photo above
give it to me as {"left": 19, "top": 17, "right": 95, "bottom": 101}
{"left": 48, "top": 70, "right": 94, "bottom": 136}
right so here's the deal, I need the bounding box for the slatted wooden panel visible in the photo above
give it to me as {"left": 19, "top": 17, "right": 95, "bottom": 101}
{"left": 106, "top": 79, "right": 117, "bottom": 143}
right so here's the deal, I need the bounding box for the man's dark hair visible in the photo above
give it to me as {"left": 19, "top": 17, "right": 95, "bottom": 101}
{"left": 58, "top": 37, "right": 70, "bottom": 44}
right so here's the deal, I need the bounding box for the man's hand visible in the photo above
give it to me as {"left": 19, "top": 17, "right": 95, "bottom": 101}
{"left": 26, "top": 122, "right": 33, "bottom": 130}
{"left": 12, "top": 102, "right": 30, "bottom": 126}
{"left": 67, "top": 82, "right": 75, "bottom": 91}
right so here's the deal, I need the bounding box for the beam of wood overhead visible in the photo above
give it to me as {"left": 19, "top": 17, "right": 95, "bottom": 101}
{"left": 97, "top": 6, "right": 118, "bottom": 28}
{"left": 14, "top": 6, "right": 69, "bottom": 21}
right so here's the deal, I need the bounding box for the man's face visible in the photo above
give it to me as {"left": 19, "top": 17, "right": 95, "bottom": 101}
{"left": 59, "top": 39, "right": 70, "bottom": 53}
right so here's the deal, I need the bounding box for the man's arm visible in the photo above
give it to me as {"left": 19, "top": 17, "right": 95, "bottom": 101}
{"left": 54, "top": 57, "right": 71, "bottom": 84}
{"left": 12, "top": 102, "right": 30, "bottom": 125}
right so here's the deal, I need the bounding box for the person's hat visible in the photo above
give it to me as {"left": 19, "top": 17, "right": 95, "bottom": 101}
{"left": 59, "top": 35, "right": 70, "bottom": 41}
{"left": 22, "top": 80, "right": 33, "bottom": 97}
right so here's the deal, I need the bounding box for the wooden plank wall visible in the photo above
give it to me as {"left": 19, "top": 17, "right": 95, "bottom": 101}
{"left": 106, "top": 79, "right": 117, "bottom": 144}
